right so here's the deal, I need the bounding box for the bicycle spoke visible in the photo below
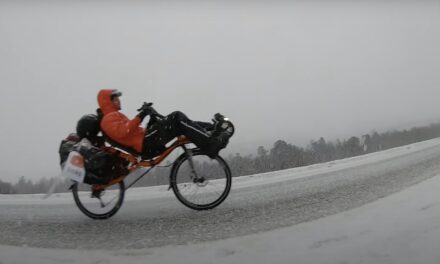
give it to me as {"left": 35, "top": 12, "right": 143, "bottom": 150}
{"left": 171, "top": 151, "right": 231, "bottom": 210}
{"left": 72, "top": 181, "right": 125, "bottom": 219}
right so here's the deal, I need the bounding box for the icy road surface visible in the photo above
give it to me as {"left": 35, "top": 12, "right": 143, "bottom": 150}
{"left": 2, "top": 139, "right": 440, "bottom": 252}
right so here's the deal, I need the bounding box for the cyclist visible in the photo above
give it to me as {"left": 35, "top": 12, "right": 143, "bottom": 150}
{"left": 97, "top": 89, "right": 230, "bottom": 159}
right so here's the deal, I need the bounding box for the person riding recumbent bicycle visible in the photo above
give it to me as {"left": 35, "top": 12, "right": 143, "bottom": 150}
{"left": 58, "top": 89, "right": 234, "bottom": 219}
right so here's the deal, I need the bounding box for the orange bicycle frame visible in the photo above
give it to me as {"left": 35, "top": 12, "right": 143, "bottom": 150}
{"left": 93, "top": 136, "right": 190, "bottom": 191}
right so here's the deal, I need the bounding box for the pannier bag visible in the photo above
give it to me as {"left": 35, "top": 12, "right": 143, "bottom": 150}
{"left": 59, "top": 136, "right": 129, "bottom": 184}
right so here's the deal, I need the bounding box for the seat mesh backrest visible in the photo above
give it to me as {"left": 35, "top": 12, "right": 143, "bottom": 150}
{"left": 101, "top": 131, "right": 141, "bottom": 156}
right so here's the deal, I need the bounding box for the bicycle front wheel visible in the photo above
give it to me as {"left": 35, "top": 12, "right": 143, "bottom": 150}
{"left": 71, "top": 181, "right": 125, "bottom": 220}
{"left": 170, "top": 150, "right": 232, "bottom": 210}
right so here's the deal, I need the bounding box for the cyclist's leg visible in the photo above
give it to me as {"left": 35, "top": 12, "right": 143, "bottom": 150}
{"left": 144, "top": 111, "right": 220, "bottom": 158}
{"left": 168, "top": 111, "right": 227, "bottom": 158}
{"left": 142, "top": 118, "right": 178, "bottom": 159}
{"left": 142, "top": 135, "right": 164, "bottom": 159}
{"left": 167, "top": 111, "right": 215, "bottom": 148}
{"left": 196, "top": 121, "right": 214, "bottom": 131}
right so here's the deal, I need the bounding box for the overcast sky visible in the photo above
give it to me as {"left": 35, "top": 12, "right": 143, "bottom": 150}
{"left": 0, "top": 1, "right": 439, "bottom": 183}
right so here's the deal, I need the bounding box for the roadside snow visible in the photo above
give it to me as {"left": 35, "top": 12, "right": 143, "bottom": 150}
{"left": 2, "top": 139, "right": 440, "bottom": 263}
{"left": 2, "top": 138, "right": 440, "bottom": 205}
{"left": 2, "top": 167, "right": 440, "bottom": 263}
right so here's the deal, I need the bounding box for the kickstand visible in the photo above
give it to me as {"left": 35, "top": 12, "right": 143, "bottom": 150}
{"left": 91, "top": 190, "right": 106, "bottom": 208}
{"left": 98, "top": 198, "right": 106, "bottom": 208}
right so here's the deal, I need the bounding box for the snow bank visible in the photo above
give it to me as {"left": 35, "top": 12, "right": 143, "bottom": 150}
{"left": 2, "top": 167, "right": 440, "bottom": 263}
{"left": 2, "top": 138, "right": 440, "bottom": 205}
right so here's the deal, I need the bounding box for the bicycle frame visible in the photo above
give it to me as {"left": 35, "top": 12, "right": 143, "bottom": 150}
{"left": 93, "top": 136, "right": 190, "bottom": 191}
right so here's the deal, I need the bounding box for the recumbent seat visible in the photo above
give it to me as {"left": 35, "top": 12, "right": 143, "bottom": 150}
{"left": 101, "top": 131, "right": 142, "bottom": 157}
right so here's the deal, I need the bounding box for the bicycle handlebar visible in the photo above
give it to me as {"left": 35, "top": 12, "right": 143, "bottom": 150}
{"left": 138, "top": 102, "right": 165, "bottom": 119}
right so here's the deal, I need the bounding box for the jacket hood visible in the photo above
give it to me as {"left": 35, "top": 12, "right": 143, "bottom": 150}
{"left": 97, "top": 89, "right": 118, "bottom": 115}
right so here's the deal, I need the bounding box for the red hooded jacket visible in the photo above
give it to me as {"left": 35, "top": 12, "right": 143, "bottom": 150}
{"left": 97, "top": 89, "right": 145, "bottom": 153}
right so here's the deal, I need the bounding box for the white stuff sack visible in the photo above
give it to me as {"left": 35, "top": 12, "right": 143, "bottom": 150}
{"left": 61, "top": 151, "right": 86, "bottom": 183}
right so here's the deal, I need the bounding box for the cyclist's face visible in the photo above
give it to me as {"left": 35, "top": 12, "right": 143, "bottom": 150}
{"left": 112, "top": 96, "right": 121, "bottom": 110}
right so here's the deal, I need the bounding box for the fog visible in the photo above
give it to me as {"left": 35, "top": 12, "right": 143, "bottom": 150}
{"left": 0, "top": 0, "right": 439, "bottom": 183}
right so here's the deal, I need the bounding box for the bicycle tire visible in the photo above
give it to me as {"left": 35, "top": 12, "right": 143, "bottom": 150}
{"left": 170, "top": 150, "right": 232, "bottom": 210}
{"left": 72, "top": 181, "right": 125, "bottom": 220}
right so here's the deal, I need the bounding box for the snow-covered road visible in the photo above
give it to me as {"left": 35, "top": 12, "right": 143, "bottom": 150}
{"left": 2, "top": 138, "right": 440, "bottom": 263}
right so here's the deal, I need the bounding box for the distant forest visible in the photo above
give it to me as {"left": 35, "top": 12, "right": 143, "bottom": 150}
{"left": 2, "top": 122, "right": 440, "bottom": 194}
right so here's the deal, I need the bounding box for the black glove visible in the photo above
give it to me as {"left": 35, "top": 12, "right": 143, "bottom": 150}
{"left": 137, "top": 102, "right": 153, "bottom": 121}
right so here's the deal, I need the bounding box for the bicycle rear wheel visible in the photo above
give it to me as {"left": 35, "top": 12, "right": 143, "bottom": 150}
{"left": 170, "top": 150, "right": 232, "bottom": 210}
{"left": 71, "top": 181, "right": 125, "bottom": 220}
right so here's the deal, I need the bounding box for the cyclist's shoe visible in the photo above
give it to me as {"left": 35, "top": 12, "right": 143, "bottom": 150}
{"left": 211, "top": 113, "right": 234, "bottom": 136}
{"left": 204, "top": 113, "right": 235, "bottom": 158}
{"left": 211, "top": 113, "right": 223, "bottom": 130}
{"left": 213, "top": 113, "right": 225, "bottom": 123}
